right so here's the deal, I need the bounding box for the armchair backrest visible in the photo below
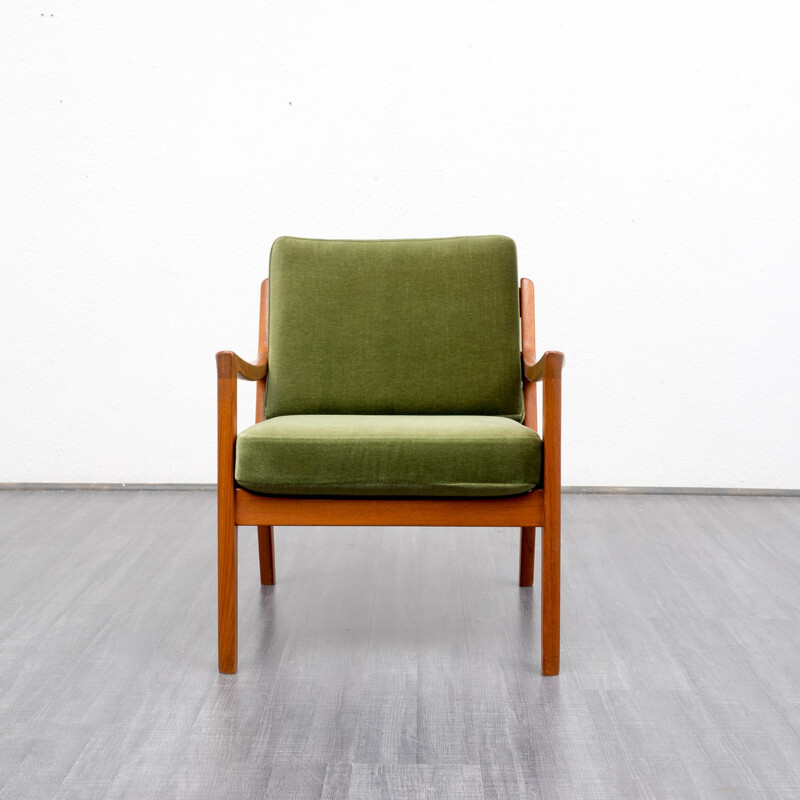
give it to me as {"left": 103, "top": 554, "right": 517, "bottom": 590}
{"left": 264, "top": 235, "right": 524, "bottom": 420}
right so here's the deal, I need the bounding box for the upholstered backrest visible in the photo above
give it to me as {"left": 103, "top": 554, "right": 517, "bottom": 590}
{"left": 264, "top": 235, "right": 524, "bottom": 420}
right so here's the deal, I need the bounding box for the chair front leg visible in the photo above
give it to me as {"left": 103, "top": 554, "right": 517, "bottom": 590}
{"left": 540, "top": 356, "right": 563, "bottom": 676}
{"left": 217, "top": 353, "right": 239, "bottom": 673}
{"left": 541, "top": 501, "right": 560, "bottom": 676}
{"left": 218, "top": 518, "right": 238, "bottom": 673}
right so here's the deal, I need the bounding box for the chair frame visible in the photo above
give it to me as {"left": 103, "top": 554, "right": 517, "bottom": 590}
{"left": 216, "top": 277, "right": 564, "bottom": 675}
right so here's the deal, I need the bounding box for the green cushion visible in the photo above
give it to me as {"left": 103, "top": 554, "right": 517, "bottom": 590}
{"left": 265, "top": 236, "right": 524, "bottom": 420}
{"left": 235, "top": 415, "right": 541, "bottom": 497}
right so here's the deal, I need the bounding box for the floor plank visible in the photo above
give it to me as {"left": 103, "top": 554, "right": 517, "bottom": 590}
{"left": 0, "top": 490, "right": 799, "bottom": 798}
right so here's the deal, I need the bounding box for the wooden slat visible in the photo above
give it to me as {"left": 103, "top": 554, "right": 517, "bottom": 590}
{"left": 255, "top": 278, "right": 268, "bottom": 423}
{"left": 520, "top": 277, "right": 538, "bottom": 432}
{"left": 235, "top": 489, "right": 544, "bottom": 527}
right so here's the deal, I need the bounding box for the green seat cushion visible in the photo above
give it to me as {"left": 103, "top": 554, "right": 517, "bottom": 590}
{"left": 235, "top": 415, "right": 541, "bottom": 497}
{"left": 265, "top": 236, "right": 524, "bottom": 420}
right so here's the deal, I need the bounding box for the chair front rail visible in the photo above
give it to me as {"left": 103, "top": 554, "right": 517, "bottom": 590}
{"left": 235, "top": 489, "right": 544, "bottom": 527}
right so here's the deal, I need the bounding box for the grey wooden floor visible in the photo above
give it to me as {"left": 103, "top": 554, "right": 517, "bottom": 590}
{"left": 0, "top": 491, "right": 798, "bottom": 799}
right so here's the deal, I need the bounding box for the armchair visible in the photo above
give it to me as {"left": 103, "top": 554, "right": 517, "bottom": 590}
{"left": 216, "top": 236, "right": 564, "bottom": 675}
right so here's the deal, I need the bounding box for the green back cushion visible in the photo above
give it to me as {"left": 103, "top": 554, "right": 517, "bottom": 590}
{"left": 265, "top": 236, "right": 524, "bottom": 420}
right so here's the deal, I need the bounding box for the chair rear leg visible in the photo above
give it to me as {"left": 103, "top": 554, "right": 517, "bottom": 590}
{"left": 257, "top": 525, "right": 276, "bottom": 585}
{"left": 519, "top": 526, "right": 536, "bottom": 586}
{"left": 218, "top": 521, "right": 238, "bottom": 673}
{"left": 541, "top": 515, "right": 561, "bottom": 675}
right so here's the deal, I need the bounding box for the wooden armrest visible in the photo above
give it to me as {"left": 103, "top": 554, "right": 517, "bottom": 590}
{"left": 523, "top": 350, "right": 565, "bottom": 383}
{"left": 216, "top": 350, "right": 268, "bottom": 381}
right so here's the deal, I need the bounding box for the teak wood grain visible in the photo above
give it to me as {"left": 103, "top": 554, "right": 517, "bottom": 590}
{"left": 216, "top": 276, "right": 564, "bottom": 676}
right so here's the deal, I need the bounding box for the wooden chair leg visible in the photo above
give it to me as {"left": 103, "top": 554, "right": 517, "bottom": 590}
{"left": 257, "top": 525, "right": 276, "bottom": 585}
{"left": 541, "top": 515, "right": 561, "bottom": 676}
{"left": 519, "top": 526, "right": 535, "bottom": 586}
{"left": 218, "top": 521, "right": 238, "bottom": 674}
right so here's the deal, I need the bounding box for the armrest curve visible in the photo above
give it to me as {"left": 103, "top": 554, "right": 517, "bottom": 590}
{"left": 216, "top": 350, "right": 268, "bottom": 381}
{"left": 523, "top": 350, "right": 565, "bottom": 383}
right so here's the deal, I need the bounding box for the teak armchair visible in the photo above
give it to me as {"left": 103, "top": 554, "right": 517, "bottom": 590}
{"left": 216, "top": 236, "right": 565, "bottom": 675}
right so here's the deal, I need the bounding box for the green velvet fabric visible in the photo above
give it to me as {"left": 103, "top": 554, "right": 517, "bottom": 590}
{"left": 264, "top": 236, "right": 524, "bottom": 420}
{"left": 235, "top": 415, "right": 541, "bottom": 497}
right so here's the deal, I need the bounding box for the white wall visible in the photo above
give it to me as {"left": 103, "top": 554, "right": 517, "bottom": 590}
{"left": 2, "top": 0, "right": 799, "bottom": 488}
